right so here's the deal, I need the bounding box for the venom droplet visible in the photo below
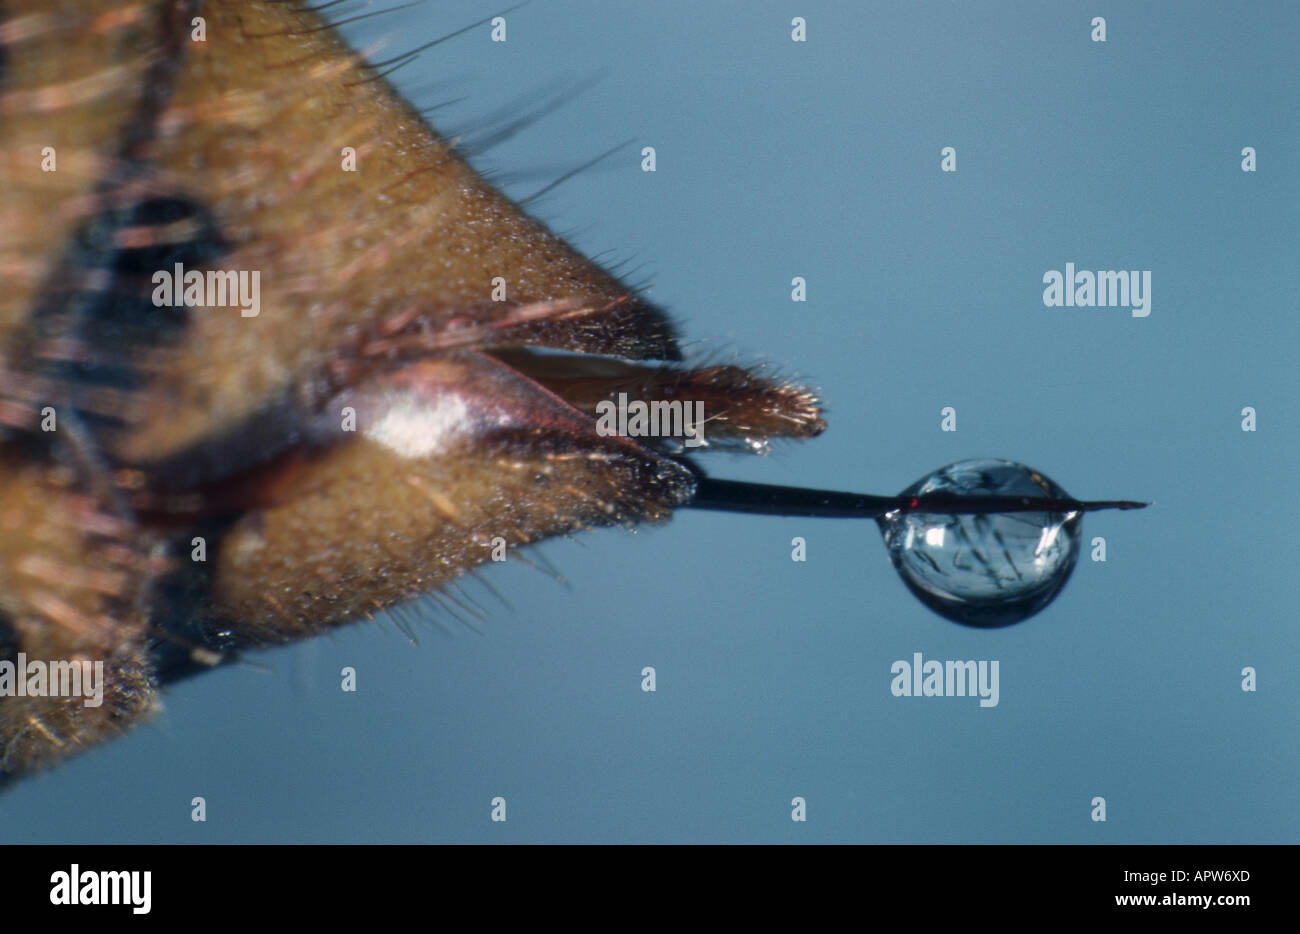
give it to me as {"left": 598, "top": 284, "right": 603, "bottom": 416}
{"left": 878, "top": 459, "right": 1083, "bottom": 627}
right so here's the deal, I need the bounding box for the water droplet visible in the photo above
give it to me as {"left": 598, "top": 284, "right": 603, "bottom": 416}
{"left": 878, "top": 458, "right": 1082, "bottom": 627}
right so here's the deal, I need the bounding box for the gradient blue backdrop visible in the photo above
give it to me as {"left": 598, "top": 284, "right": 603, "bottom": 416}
{"left": 2, "top": 0, "right": 1296, "bottom": 843}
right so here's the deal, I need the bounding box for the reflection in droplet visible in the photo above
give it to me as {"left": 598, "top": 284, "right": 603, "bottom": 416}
{"left": 878, "top": 459, "right": 1082, "bottom": 627}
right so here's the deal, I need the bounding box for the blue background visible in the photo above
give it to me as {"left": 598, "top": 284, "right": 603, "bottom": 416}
{"left": 2, "top": 0, "right": 1297, "bottom": 843}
